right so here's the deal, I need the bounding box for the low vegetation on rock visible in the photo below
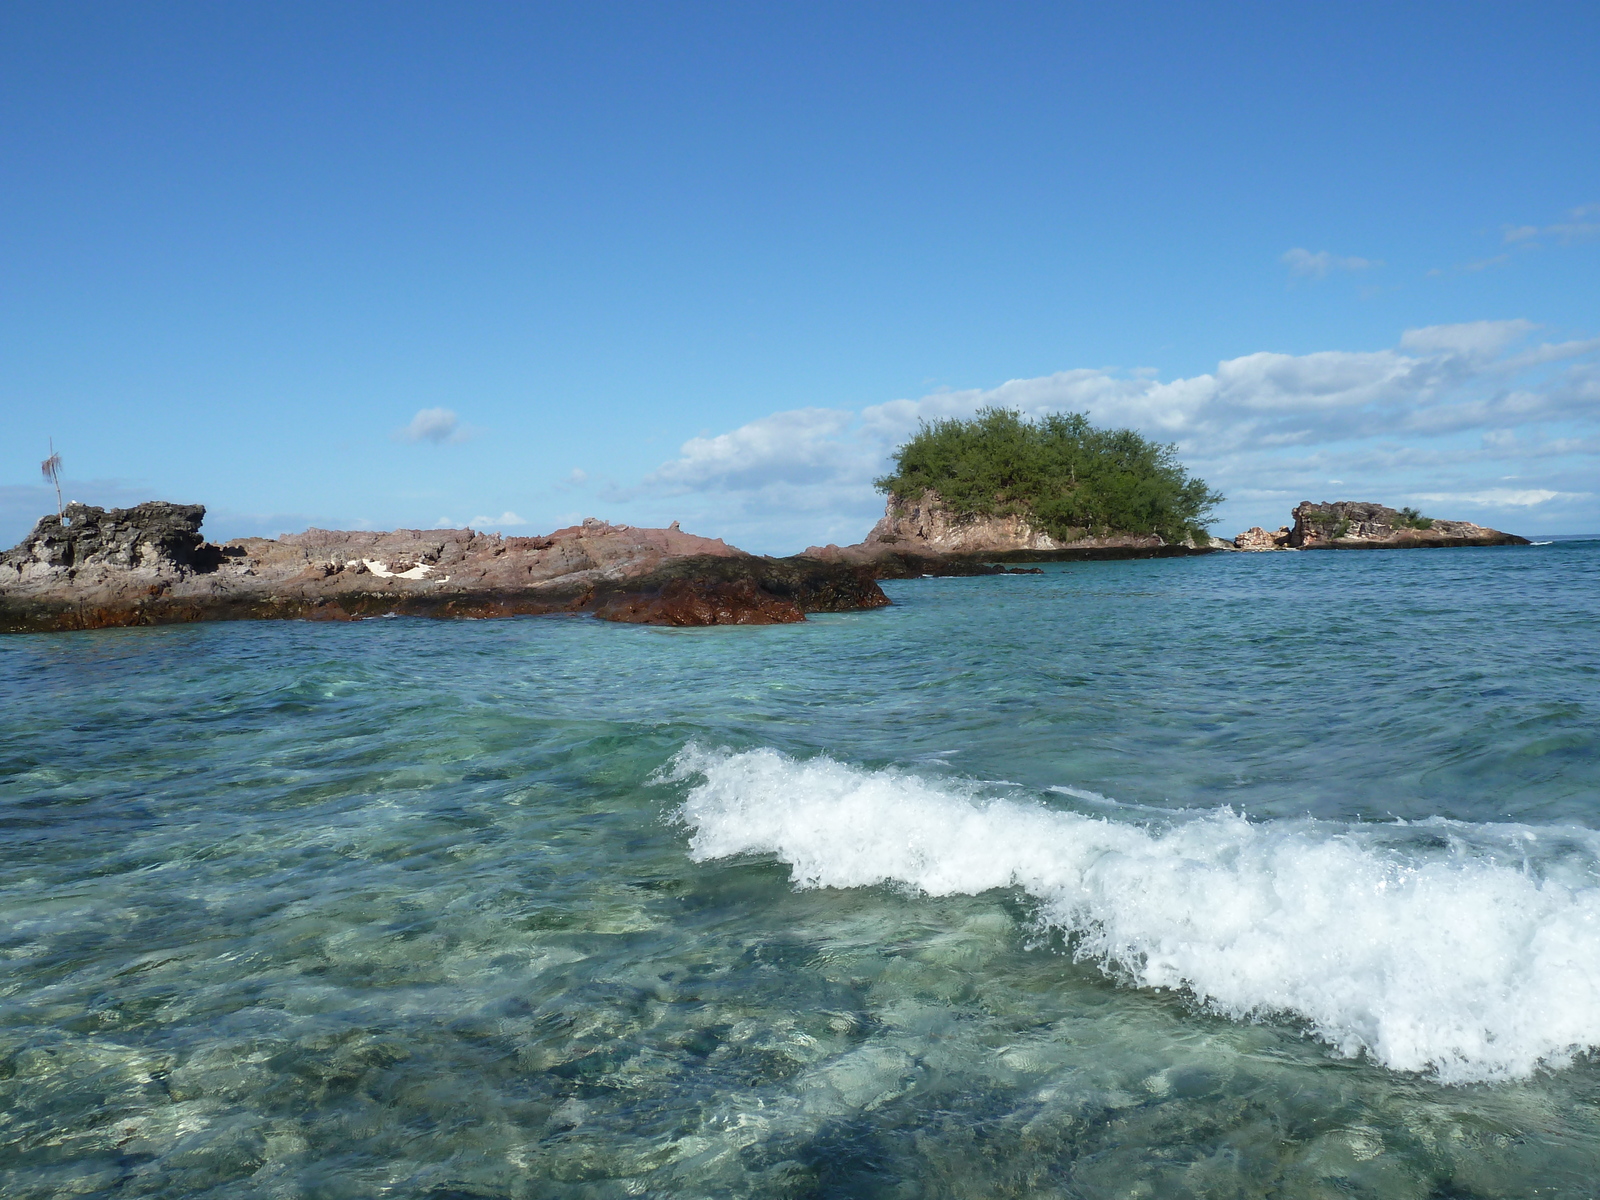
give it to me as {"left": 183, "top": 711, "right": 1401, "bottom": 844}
{"left": 1282, "top": 501, "right": 1523, "bottom": 549}
{"left": 874, "top": 407, "right": 1222, "bottom": 544}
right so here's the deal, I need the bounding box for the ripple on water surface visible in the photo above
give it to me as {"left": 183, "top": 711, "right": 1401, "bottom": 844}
{"left": 2, "top": 543, "right": 1599, "bottom": 1197}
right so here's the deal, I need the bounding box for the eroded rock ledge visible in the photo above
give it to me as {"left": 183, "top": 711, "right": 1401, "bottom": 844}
{"left": 1229, "top": 502, "right": 1528, "bottom": 551}
{"left": 0, "top": 503, "right": 888, "bottom": 634}
{"left": 804, "top": 491, "right": 1212, "bottom": 577}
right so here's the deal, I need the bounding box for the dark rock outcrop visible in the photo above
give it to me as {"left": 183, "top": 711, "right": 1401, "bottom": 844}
{"left": 0, "top": 503, "right": 889, "bottom": 634}
{"left": 2, "top": 502, "right": 220, "bottom": 575}
{"left": 1288, "top": 502, "right": 1528, "bottom": 550}
{"left": 591, "top": 553, "right": 889, "bottom": 626}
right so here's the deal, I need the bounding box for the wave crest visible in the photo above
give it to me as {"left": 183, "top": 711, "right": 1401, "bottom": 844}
{"left": 666, "top": 744, "right": 1600, "bottom": 1083}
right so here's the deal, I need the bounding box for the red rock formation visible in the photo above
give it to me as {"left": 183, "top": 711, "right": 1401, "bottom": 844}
{"left": 0, "top": 504, "right": 888, "bottom": 634}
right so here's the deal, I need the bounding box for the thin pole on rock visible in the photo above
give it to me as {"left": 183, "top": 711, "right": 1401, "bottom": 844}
{"left": 41, "top": 439, "right": 64, "bottom": 522}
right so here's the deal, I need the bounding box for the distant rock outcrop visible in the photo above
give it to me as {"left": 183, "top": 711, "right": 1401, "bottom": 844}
{"left": 0, "top": 503, "right": 889, "bottom": 634}
{"left": 862, "top": 490, "right": 1172, "bottom": 555}
{"left": 804, "top": 491, "right": 1211, "bottom": 576}
{"left": 858, "top": 490, "right": 1079, "bottom": 555}
{"left": 1287, "top": 501, "right": 1528, "bottom": 549}
{"left": 1232, "top": 525, "right": 1293, "bottom": 551}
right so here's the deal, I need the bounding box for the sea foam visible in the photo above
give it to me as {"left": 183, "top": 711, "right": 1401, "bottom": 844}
{"left": 666, "top": 744, "right": 1600, "bottom": 1083}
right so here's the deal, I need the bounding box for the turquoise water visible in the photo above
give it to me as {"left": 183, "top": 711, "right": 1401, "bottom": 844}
{"left": 3, "top": 542, "right": 1599, "bottom": 1198}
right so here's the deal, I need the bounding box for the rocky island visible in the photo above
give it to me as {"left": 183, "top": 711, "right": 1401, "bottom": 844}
{"left": 807, "top": 407, "right": 1223, "bottom": 574}
{"left": 0, "top": 502, "right": 888, "bottom": 634}
{"left": 1, "top": 412, "right": 1531, "bottom": 635}
{"left": 1231, "top": 501, "right": 1528, "bottom": 551}
{"left": 806, "top": 488, "right": 1211, "bottom": 576}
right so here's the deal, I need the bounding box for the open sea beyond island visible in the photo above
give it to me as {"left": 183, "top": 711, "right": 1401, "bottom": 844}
{"left": 4, "top": 539, "right": 1600, "bottom": 1198}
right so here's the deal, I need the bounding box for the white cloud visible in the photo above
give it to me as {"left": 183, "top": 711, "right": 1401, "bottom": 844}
{"left": 550, "top": 468, "right": 592, "bottom": 494}
{"left": 1545, "top": 222, "right": 1600, "bottom": 244}
{"left": 469, "top": 511, "right": 528, "bottom": 529}
{"left": 639, "top": 408, "right": 867, "bottom": 492}
{"left": 1399, "top": 320, "right": 1536, "bottom": 358}
{"left": 396, "top": 407, "right": 469, "bottom": 444}
{"left": 1503, "top": 205, "right": 1600, "bottom": 246}
{"left": 1430, "top": 253, "right": 1514, "bottom": 276}
{"left": 623, "top": 320, "right": 1600, "bottom": 550}
{"left": 1281, "top": 248, "right": 1383, "bottom": 279}
{"left": 1410, "top": 489, "right": 1589, "bottom": 508}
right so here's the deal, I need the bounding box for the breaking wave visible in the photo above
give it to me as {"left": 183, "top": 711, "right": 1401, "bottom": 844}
{"left": 665, "top": 744, "right": 1600, "bottom": 1083}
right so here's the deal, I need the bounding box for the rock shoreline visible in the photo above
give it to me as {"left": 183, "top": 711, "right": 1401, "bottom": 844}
{"left": 0, "top": 503, "right": 888, "bottom": 634}
{"left": 0, "top": 492, "right": 1532, "bottom": 635}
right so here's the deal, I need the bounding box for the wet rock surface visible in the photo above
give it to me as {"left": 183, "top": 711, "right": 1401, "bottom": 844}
{"left": 1, "top": 504, "right": 889, "bottom": 634}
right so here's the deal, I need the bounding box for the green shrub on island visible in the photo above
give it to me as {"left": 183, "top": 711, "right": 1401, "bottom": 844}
{"left": 1395, "top": 506, "right": 1434, "bottom": 530}
{"left": 875, "top": 407, "right": 1223, "bottom": 544}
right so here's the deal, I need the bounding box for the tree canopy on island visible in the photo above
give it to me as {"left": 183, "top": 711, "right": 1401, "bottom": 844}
{"left": 875, "top": 407, "right": 1223, "bottom": 544}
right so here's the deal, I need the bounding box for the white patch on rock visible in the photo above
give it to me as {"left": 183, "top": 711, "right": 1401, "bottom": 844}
{"left": 359, "top": 559, "right": 434, "bottom": 579}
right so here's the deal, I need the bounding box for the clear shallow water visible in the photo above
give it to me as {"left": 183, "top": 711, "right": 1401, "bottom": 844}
{"left": 2, "top": 542, "right": 1598, "bottom": 1197}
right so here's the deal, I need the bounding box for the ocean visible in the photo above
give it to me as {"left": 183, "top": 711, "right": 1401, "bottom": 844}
{"left": 3, "top": 540, "right": 1599, "bottom": 1198}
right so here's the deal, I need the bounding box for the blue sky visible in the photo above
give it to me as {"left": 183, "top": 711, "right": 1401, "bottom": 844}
{"left": 3, "top": 1, "right": 1597, "bottom": 551}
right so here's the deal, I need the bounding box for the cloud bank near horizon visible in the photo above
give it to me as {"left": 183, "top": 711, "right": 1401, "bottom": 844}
{"left": 612, "top": 320, "right": 1599, "bottom": 552}
{"left": 4, "top": 322, "right": 1594, "bottom": 556}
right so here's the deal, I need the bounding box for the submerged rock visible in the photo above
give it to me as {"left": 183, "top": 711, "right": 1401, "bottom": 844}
{"left": 0, "top": 504, "right": 889, "bottom": 634}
